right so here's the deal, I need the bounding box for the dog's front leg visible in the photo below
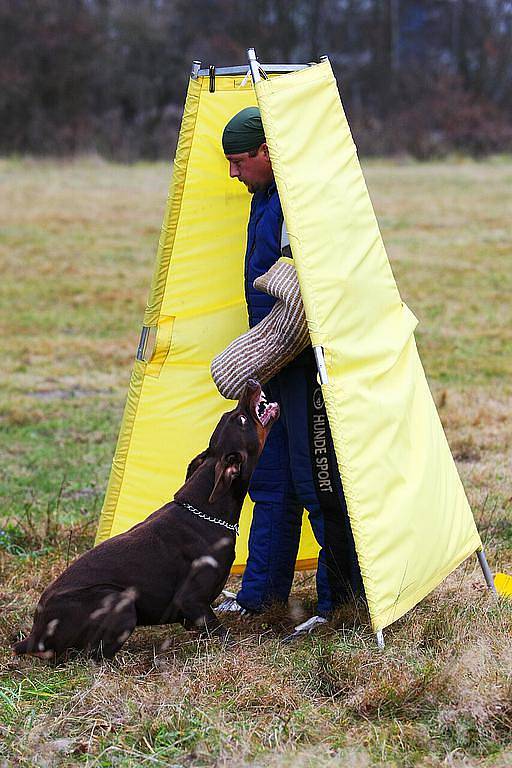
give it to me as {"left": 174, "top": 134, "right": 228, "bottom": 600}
{"left": 193, "top": 606, "right": 229, "bottom": 641}
{"left": 174, "top": 556, "right": 229, "bottom": 640}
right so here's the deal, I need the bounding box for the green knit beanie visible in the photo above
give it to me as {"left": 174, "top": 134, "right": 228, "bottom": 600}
{"left": 222, "top": 107, "right": 266, "bottom": 154}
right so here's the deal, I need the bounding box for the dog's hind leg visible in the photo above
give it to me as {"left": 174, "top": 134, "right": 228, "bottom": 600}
{"left": 87, "top": 589, "right": 138, "bottom": 660}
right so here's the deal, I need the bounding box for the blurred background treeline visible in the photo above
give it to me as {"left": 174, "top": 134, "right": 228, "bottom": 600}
{"left": 1, "top": 0, "right": 512, "bottom": 160}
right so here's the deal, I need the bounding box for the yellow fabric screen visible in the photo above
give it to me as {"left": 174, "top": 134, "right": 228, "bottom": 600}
{"left": 255, "top": 60, "right": 482, "bottom": 630}
{"left": 95, "top": 73, "right": 319, "bottom": 571}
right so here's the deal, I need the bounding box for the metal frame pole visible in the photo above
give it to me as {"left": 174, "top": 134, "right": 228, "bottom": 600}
{"left": 247, "top": 47, "right": 261, "bottom": 84}
{"left": 477, "top": 549, "right": 497, "bottom": 594}
{"left": 313, "top": 347, "right": 329, "bottom": 384}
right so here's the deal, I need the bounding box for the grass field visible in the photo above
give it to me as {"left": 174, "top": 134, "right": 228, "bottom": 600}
{"left": 0, "top": 156, "right": 511, "bottom": 767}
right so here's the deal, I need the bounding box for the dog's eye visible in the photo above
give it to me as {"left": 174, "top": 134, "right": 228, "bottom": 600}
{"left": 238, "top": 415, "right": 247, "bottom": 426}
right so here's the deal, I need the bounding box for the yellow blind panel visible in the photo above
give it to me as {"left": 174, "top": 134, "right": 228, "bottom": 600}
{"left": 256, "top": 61, "right": 481, "bottom": 630}
{"left": 96, "top": 74, "right": 319, "bottom": 570}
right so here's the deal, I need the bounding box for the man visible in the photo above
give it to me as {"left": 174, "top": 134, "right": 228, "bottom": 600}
{"left": 216, "top": 106, "right": 362, "bottom": 622}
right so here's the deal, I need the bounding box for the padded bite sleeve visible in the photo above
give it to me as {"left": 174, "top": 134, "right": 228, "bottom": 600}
{"left": 211, "top": 258, "right": 310, "bottom": 400}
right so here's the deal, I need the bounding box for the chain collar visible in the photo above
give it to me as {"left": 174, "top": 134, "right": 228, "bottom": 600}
{"left": 174, "top": 499, "right": 239, "bottom": 536}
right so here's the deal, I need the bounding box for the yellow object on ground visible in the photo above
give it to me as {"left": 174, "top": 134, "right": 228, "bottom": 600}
{"left": 96, "top": 60, "right": 482, "bottom": 631}
{"left": 494, "top": 573, "right": 512, "bottom": 598}
{"left": 95, "top": 71, "right": 319, "bottom": 572}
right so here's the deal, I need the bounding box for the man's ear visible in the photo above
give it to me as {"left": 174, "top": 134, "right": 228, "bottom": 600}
{"left": 185, "top": 449, "right": 209, "bottom": 480}
{"left": 208, "top": 452, "right": 245, "bottom": 503}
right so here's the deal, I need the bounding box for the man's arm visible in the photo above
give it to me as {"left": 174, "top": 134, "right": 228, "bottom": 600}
{"left": 211, "top": 258, "right": 310, "bottom": 400}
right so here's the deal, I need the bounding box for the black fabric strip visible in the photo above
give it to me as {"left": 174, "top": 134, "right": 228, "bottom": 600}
{"left": 307, "top": 371, "right": 363, "bottom": 604}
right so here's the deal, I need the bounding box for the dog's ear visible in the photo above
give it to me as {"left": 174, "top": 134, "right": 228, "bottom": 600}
{"left": 186, "top": 449, "right": 209, "bottom": 480}
{"left": 209, "top": 452, "right": 245, "bottom": 503}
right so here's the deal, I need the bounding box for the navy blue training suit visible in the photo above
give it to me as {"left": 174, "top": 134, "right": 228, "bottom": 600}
{"left": 236, "top": 182, "right": 363, "bottom": 616}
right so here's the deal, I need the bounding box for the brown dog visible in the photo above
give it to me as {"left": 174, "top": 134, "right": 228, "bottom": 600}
{"left": 13, "top": 380, "right": 279, "bottom": 662}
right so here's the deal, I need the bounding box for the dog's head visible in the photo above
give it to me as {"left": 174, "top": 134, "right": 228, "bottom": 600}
{"left": 186, "top": 380, "right": 279, "bottom": 503}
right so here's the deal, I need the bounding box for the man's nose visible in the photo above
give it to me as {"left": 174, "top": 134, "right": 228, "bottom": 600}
{"left": 229, "top": 162, "right": 239, "bottom": 178}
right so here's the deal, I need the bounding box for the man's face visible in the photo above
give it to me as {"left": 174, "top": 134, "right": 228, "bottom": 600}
{"left": 225, "top": 143, "right": 274, "bottom": 194}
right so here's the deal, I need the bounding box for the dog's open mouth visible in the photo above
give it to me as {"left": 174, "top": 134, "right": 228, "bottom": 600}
{"left": 255, "top": 388, "right": 280, "bottom": 427}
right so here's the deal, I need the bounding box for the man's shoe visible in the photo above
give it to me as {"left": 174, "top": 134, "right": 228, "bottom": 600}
{"left": 282, "top": 614, "right": 328, "bottom": 643}
{"left": 215, "top": 590, "right": 252, "bottom": 616}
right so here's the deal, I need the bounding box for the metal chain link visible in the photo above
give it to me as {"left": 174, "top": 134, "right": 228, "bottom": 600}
{"left": 174, "top": 500, "right": 239, "bottom": 536}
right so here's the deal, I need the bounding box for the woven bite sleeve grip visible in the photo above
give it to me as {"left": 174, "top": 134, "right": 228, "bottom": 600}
{"left": 211, "top": 259, "right": 310, "bottom": 400}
